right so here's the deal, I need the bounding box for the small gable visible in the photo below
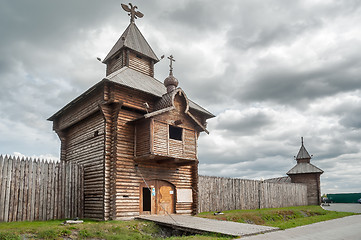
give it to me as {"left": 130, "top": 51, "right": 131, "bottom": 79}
{"left": 173, "top": 91, "right": 188, "bottom": 113}
{"left": 132, "top": 90, "right": 204, "bottom": 164}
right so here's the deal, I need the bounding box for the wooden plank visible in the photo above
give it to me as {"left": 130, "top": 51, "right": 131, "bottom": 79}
{"left": 73, "top": 163, "right": 78, "bottom": 218}
{"left": 53, "top": 162, "right": 59, "bottom": 219}
{"left": 0, "top": 156, "right": 6, "bottom": 221}
{"left": 4, "top": 156, "right": 13, "bottom": 222}
{"left": 28, "top": 159, "right": 37, "bottom": 221}
{"left": 79, "top": 165, "right": 84, "bottom": 218}
{"left": 43, "top": 161, "right": 49, "bottom": 220}
{"left": 65, "top": 162, "right": 70, "bottom": 218}
{"left": 38, "top": 161, "right": 44, "bottom": 221}
{"left": 72, "top": 163, "right": 76, "bottom": 218}
{"left": 22, "top": 159, "right": 29, "bottom": 221}
{"left": 16, "top": 159, "right": 25, "bottom": 221}
{"left": 9, "top": 157, "right": 20, "bottom": 222}
{"left": 59, "top": 161, "right": 64, "bottom": 219}
{"left": 49, "top": 162, "right": 55, "bottom": 220}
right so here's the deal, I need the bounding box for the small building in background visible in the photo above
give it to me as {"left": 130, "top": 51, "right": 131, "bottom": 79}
{"left": 326, "top": 193, "right": 361, "bottom": 203}
{"left": 287, "top": 138, "right": 323, "bottom": 205}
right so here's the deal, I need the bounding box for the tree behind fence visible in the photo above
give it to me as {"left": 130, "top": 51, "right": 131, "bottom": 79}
{"left": 0, "top": 155, "right": 83, "bottom": 222}
{"left": 198, "top": 175, "right": 308, "bottom": 213}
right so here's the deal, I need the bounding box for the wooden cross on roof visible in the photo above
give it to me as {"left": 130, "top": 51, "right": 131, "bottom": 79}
{"left": 121, "top": 3, "right": 144, "bottom": 23}
{"left": 168, "top": 55, "right": 175, "bottom": 75}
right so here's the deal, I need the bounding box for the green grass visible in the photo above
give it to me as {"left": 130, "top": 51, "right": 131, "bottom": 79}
{"left": 0, "top": 232, "right": 21, "bottom": 240}
{"left": 0, "top": 206, "right": 355, "bottom": 239}
{"left": 198, "top": 205, "right": 358, "bottom": 229}
{"left": 0, "top": 219, "right": 230, "bottom": 240}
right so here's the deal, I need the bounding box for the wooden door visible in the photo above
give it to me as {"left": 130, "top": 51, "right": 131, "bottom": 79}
{"left": 140, "top": 180, "right": 157, "bottom": 215}
{"left": 157, "top": 181, "right": 175, "bottom": 215}
{"left": 139, "top": 180, "right": 175, "bottom": 215}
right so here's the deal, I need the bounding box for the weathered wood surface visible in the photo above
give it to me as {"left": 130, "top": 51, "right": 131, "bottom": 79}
{"left": 113, "top": 107, "right": 198, "bottom": 218}
{"left": 198, "top": 175, "right": 307, "bottom": 213}
{"left": 65, "top": 112, "right": 105, "bottom": 220}
{"left": 289, "top": 173, "right": 322, "bottom": 205}
{"left": 106, "top": 50, "right": 154, "bottom": 77}
{"left": 0, "top": 155, "right": 83, "bottom": 222}
{"left": 128, "top": 52, "right": 153, "bottom": 77}
{"left": 50, "top": 53, "right": 206, "bottom": 220}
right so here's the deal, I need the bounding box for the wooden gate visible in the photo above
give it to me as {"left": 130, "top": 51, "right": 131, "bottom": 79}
{"left": 139, "top": 180, "right": 175, "bottom": 215}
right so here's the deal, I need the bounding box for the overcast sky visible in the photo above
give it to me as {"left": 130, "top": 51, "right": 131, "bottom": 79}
{"left": 1, "top": 0, "right": 361, "bottom": 194}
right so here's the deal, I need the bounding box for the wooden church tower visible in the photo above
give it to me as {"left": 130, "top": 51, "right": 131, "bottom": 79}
{"left": 287, "top": 138, "right": 323, "bottom": 205}
{"left": 48, "top": 3, "right": 214, "bottom": 220}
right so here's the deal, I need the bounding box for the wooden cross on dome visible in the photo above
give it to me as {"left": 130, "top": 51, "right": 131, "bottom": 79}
{"left": 121, "top": 3, "right": 144, "bottom": 23}
{"left": 168, "top": 55, "right": 175, "bottom": 75}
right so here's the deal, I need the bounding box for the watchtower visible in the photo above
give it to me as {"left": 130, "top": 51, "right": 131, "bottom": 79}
{"left": 48, "top": 3, "right": 214, "bottom": 220}
{"left": 287, "top": 138, "right": 323, "bottom": 205}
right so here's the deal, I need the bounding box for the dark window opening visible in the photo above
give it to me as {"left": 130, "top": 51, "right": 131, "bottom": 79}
{"left": 115, "top": 54, "right": 120, "bottom": 60}
{"left": 169, "top": 125, "right": 183, "bottom": 141}
{"left": 136, "top": 54, "right": 143, "bottom": 59}
{"left": 143, "top": 188, "right": 151, "bottom": 211}
{"left": 94, "top": 130, "right": 99, "bottom": 137}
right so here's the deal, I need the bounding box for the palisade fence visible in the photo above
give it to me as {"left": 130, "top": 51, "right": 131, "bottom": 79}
{"left": 198, "top": 175, "right": 308, "bottom": 213}
{"left": 0, "top": 155, "right": 83, "bottom": 222}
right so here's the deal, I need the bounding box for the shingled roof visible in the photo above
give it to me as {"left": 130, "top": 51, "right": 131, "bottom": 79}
{"left": 287, "top": 162, "right": 324, "bottom": 175}
{"left": 287, "top": 138, "right": 324, "bottom": 175}
{"left": 103, "top": 22, "right": 159, "bottom": 63}
{"left": 106, "top": 67, "right": 215, "bottom": 118}
{"left": 296, "top": 143, "right": 312, "bottom": 160}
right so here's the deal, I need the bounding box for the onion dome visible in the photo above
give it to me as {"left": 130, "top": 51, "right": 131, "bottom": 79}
{"left": 164, "top": 55, "right": 178, "bottom": 93}
{"left": 164, "top": 72, "right": 179, "bottom": 93}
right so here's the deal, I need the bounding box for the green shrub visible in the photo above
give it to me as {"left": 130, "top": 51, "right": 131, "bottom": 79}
{"left": 79, "top": 229, "right": 94, "bottom": 239}
{"left": 37, "top": 229, "right": 58, "bottom": 240}
{"left": 59, "top": 229, "right": 71, "bottom": 237}
{"left": 0, "top": 233, "right": 21, "bottom": 240}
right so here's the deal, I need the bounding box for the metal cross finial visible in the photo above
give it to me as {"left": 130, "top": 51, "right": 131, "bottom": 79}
{"left": 121, "top": 3, "right": 144, "bottom": 23}
{"left": 168, "top": 55, "right": 175, "bottom": 75}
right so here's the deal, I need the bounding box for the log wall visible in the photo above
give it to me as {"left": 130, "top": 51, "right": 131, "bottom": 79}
{"left": 65, "top": 112, "right": 105, "bottom": 219}
{"left": 135, "top": 119, "right": 151, "bottom": 156}
{"left": 56, "top": 88, "right": 104, "bottom": 131}
{"left": 128, "top": 52, "right": 153, "bottom": 77}
{"left": 114, "top": 107, "right": 198, "bottom": 218}
{"left": 111, "top": 84, "right": 157, "bottom": 112}
{"left": 0, "top": 155, "right": 83, "bottom": 222}
{"left": 290, "top": 173, "right": 322, "bottom": 205}
{"left": 106, "top": 51, "right": 124, "bottom": 76}
{"left": 106, "top": 50, "right": 154, "bottom": 77}
{"left": 198, "top": 176, "right": 308, "bottom": 213}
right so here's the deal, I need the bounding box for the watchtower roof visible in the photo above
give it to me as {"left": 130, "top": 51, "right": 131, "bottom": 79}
{"left": 287, "top": 162, "right": 324, "bottom": 175}
{"left": 296, "top": 143, "right": 311, "bottom": 160}
{"left": 287, "top": 137, "right": 323, "bottom": 175}
{"left": 103, "top": 22, "right": 159, "bottom": 63}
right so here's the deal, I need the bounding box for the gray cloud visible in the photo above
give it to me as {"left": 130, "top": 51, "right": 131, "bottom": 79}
{"left": 235, "top": 53, "right": 361, "bottom": 106}
{"left": 1, "top": 0, "right": 361, "bottom": 194}
{"left": 215, "top": 111, "right": 273, "bottom": 136}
